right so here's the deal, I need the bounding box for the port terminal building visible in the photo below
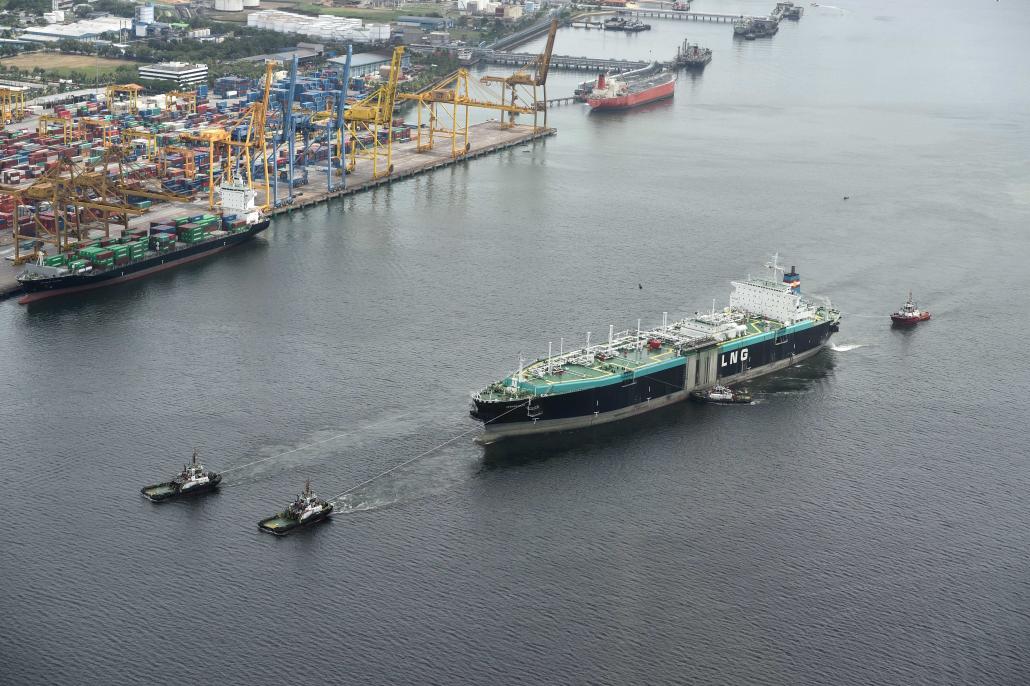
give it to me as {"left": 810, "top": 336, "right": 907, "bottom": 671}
{"left": 138, "top": 62, "right": 209, "bottom": 87}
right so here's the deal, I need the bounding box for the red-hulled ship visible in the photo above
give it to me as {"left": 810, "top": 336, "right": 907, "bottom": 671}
{"left": 586, "top": 63, "right": 676, "bottom": 110}
{"left": 890, "top": 292, "right": 931, "bottom": 326}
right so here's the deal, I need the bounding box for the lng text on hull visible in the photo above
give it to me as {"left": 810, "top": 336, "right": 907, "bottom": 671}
{"left": 471, "top": 258, "right": 841, "bottom": 438}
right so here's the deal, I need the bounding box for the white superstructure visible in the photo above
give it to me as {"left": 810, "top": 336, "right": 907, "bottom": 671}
{"left": 219, "top": 180, "right": 262, "bottom": 225}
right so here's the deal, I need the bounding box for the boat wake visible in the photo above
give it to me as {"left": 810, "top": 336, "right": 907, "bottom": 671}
{"left": 831, "top": 343, "right": 866, "bottom": 352}
{"left": 334, "top": 495, "right": 396, "bottom": 514}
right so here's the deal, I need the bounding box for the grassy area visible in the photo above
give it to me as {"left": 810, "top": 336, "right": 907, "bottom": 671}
{"left": 0, "top": 53, "right": 134, "bottom": 79}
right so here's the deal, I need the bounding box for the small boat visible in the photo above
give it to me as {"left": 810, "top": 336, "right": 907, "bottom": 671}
{"left": 691, "top": 385, "right": 753, "bottom": 404}
{"left": 141, "top": 449, "right": 222, "bottom": 502}
{"left": 258, "top": 480, "right": 334, "bottom": 536}
{"left": 890, "top": 292, "right": 931, "bottom": 327}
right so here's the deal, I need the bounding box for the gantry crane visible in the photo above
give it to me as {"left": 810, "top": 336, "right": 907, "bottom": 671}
{"left": 1, "top": 146, "right": 188, "bottom": 263}
{"left": 78, "top": 117, "right": 116, "bottom": 147}
{"left": 344, "top": 46, "right": 404, "bottom": 179}
{"left": 181, "top": 61, "right": 275, "bottom": 209}
{"left": 38, "top": 114, "right": 77, "bottom": 145}
{"left": 481, "top": 18, "right": 558, "bottom": 128}
{"left": 105, "top": 84, "right": 143, "bottom": 115}
{"left": 396, "top": 69, "right": 536, "bottom": 158}
{"left": 166, "top": 90, "right": 197, "bottom": 114}
{"left": 0, "top": 87, "right": 27, "bottom": 124}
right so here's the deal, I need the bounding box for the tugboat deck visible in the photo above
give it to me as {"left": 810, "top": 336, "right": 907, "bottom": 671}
{"left": 140, "top": 483, "right": 178, "bottom": 500}
{"left": 257, "top": 516, "right": 294, "bottom": 534}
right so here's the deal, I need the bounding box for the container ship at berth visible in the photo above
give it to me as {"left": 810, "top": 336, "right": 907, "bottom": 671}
{"left": 16, "top": 180, "right": 268, "bottom": 304}
{"left": 471, "top": 257, "right": 841, "bottom": 442}
{"left": 586, "top": 63, "right": 676, "bottom": 110}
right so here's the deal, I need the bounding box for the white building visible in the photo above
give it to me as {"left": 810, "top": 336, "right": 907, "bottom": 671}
{"left": 246, "top": 10, "right": 390, "bottom": 43}
{"left": 138, "top": 62, "right": 208, "bottom": 87}
{"left": 20, "top": 16, "right": 131, "bottom": 43}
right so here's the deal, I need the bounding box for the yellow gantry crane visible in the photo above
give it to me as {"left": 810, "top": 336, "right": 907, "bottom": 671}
{"left": 396, "top": 69, "right": 536, "bottom": 158}
{"left": 344, "top": 46, "right": 404, "bottom": 179}
{"left": 481, "top": 18, "right": 558, "bottom": 128}
{"left": 0, "top": 147, "right": 188, "bottom": 263}
{"left": 0, "top": 87, "right": 27, "bottom": 124}
{"left": 105, "top": 84, "right": 143, "bottom": 115}
{"left": 38, "top": 114, "right": 77, "bottom": 145}
{"left": 166, "top": 90, "right": 197, "bottom": 114}
{"left": 180, "top": 61, "right": 275, "bottom": 209}
{"left": 78, "top": 117, "right": 115, "bottom": 147}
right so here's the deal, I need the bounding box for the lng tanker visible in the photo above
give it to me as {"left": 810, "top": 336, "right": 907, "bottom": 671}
{"left": 471, "top": 256, "right": 841, "bottom": 441}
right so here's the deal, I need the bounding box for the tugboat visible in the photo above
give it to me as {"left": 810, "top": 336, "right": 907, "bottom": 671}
{"left": 890, "top": 292, "right": 931, "bottom": 327}
{"left": 690, "top": 385, "right": 753, "bottom": 404}
{"left": 258, "top": 480, "right": 334, "bottom": 536}
{"left": 675, "top": 39, "right": 713, "bottom": 68}
{"left": 140, "top": 449, "right": 222, "bottom": 502}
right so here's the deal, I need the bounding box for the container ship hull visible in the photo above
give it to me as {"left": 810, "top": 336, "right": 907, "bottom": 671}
{"left": 472, "top": 319, "right": 834, "bottom": 441}
{"left": 18, "top": 221, "right": 269, "bottom": 304}
{"left": 587, "top": 79, "right": 675, "bottom": 110}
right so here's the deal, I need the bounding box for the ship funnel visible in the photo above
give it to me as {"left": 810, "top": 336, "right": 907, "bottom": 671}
{"left": 783, "top": 265, "right": 801, "bottom": 294}
{"left": 597, "top": 71, "right": 606, "bottom": 90}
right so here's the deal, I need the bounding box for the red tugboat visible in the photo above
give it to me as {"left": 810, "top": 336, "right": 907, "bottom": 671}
{"left": 890, "top": 292, "right": 931, "bottom": 327}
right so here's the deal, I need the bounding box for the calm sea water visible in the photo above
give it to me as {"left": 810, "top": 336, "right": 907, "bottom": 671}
{"left": 3, "top": 1, "right": 1030, "bottom": 683}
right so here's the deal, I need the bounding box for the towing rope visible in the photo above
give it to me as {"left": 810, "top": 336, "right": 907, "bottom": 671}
{"left": 219, "top": 413, "right": 412, "bottom": 476}
{"left": 328, "top": 400, "right": 529, "bottom": 508}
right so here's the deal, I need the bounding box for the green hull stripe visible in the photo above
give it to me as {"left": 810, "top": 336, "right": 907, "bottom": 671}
{"left": 718, "top": 319, "right": 816, "bottom": 353}
{"left": 511, "top": 355, "right": 686, "bottom": 395}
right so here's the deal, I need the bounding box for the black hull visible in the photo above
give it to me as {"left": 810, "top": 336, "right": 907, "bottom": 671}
{"left": 19, "top": 221, "right": 269, "bottom": 303}
{"left": 140, "top": 473, "right": 222, "bottom": 502}
{"left": 472, "top": 320, "right": 835, "bottom": 438}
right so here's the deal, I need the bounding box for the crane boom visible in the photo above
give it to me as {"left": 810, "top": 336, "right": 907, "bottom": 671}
{"left": 536, "top": 18, "right": 558, "bottom": 86}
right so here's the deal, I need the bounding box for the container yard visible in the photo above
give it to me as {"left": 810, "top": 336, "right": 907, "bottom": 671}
{"left": 0, "top": 25, "right": 560, "bottom": 302}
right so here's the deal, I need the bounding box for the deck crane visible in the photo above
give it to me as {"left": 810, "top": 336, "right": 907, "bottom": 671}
{"left": 481, "top": 18, "right": 558, "bottom": 128}
{"left": 344, "top": 46, "right": 404, "bottom": 179}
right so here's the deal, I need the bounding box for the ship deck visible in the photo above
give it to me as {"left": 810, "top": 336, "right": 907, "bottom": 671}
{"left": 475, "top": 310, "right": 823, "bottom": 403}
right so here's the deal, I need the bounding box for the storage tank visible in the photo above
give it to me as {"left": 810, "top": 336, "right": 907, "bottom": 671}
{"left": 214, "top": 0, "right": 244, "bottom": 12}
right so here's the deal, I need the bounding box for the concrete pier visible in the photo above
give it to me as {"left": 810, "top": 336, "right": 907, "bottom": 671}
{"left": 266, "top": 122, "right": 554, "bottom": 215}
{"left": 0, "top": 122, "right": 556, "bottom": 301}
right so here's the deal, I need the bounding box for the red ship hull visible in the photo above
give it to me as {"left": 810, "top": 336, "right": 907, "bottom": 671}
{"left": 890, "top": 312, "right": 931, "bottom": 326}
{"left": 587, "top": 78, "right": 675, "bottom": 109}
